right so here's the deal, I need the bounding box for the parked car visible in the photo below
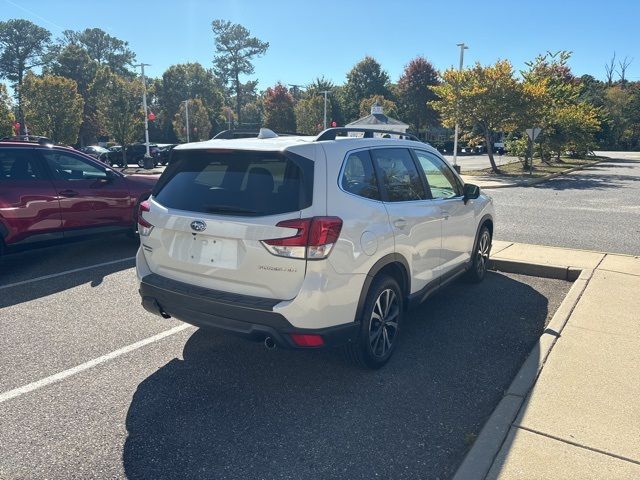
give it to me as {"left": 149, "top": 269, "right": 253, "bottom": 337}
{"left": 80, "top": 145, "right": 110, "bottom": 158}
{"left": 155, "top": 144, "right": 177, "bottom": 166}
{"left": 99, "top": 144, "right": 160, "bottom": 168}
{"left": 137, "top": 128, "right": 494, "bottom": 368}
{"left": 0, "top": 139, "right": 159, "bottom": 256}
{"left": 99, "top": 145, "right": 125, "bottom": 167}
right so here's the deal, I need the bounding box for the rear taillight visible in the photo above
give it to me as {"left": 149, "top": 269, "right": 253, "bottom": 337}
{"left": 261, "top": 217, "right": 342, "bottom": 260}
{"left": 137, "top": 200, "right": 154, "bottom": 236}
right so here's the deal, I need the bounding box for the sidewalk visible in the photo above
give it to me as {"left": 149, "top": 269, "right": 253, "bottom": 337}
{"left": 455, "top": 242, "right": 640, "bottom": 479}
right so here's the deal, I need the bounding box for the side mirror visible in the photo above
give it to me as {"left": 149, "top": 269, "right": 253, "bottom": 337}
{"left": 463, "top": 183, "right": 480, "bottom": 204}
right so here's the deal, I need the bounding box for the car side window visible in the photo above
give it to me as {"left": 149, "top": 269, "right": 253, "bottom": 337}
{"left": 370, "top": 148, "right": 426, "bottom": 202}
{"left": 340, "top": 150, "right": 380, "bottom": 200}
{"left": 414, "top": 150, "right": 462, "bottom": 199}
{"left": 41, "top": 151, "right": 107, "bottom": 180}
{"left": 0, "top": 149, "right": 47, "bottom": 181}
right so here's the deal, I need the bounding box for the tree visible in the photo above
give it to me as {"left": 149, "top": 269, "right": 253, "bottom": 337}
{"left": 211, "top": 20, "right": 268, "bottom": 123}
{"left": 553, "top": 102, "right": 600, "bottom": 157}
{"left": 359, "top": 95, "right": 398, "bottom": 118}
{"left": 523, "top": 51, "right": 600, "bottom": 161}
{"left": 100, "top": 74, "right": 144, "bottom": 163}
{"left": 396, "top": 57, "right": 440, "bottom": 135}
{"left": 45, "top": 44, "right": 101, "bottom": 145}
{"left": 0, "top": 83, "right": 14, "bottom": 137}
{"left": 342, "top": 56, "right": 391, "bottom": 122}
{"left": 60, "top": 28, "right": 135, "bottom": 76}
{"left": 616, "top": 56, "right": 633, "bottom": 85}
{"left": 173, "top": 98, "right": 212, "bottom": 142}
{"left": 605, "top": 52, "right": 616, "bottom": 87}
{"left": 603, "top": 85, "right": 634, "bottom": 147}
{"left": 262, "top": 83, "right": 295, "bottom": 133}
{"left": 156, "top": 63, "right": 224, "bottom": 140}
{"left": 295, "top": 95, "right": 327, "bottom": 134}
{"left": 240, "top": 101, "right": 262, "bottom": 128}
{"left": 21, "top": 73, "right": 83, "bottom": 144}
{"left": 305, "top": 77, "right": 345, "bottom": 127}
{"left": 432, "top": 60, "right": 526, "bottom": 173}
{"left": 0, "top": 19, "right": 51, "bottom": 131}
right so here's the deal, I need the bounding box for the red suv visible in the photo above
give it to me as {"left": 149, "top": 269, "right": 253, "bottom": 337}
{"left": 0, "top": 140, "right": 158, "bottom": 255}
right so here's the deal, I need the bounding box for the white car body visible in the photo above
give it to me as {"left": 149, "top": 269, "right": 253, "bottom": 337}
{"left": 136, "top": 129, "right": 494, "bottom": 366}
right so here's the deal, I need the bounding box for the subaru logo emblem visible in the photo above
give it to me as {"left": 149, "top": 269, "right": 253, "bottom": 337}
{"left": 190, "top": 220, "right": 207, "bottom": 232}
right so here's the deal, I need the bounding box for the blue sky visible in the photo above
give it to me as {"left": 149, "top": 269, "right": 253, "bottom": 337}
{"left": 2, "top": 0, "right": 639, "bottom": 88}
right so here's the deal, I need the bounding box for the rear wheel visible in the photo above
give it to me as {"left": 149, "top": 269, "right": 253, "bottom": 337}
{"left": 465, "top": 226, "right": 491, "bottom": 283}
{"left": 344, "top": 275, "right": 403, "bottom": 369}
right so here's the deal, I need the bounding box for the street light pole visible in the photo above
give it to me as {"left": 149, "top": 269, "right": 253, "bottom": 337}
{"left": 452, "top": 43, "right": 468, "bottom": 171}
{"left": 320, "top": 90, "right": 330, "bottom": 129}
{"left": 133, "top": 63, "right": 152, "bottom": 158}
{"left": 182, "top": 100, "right": 190, "bottom": 143}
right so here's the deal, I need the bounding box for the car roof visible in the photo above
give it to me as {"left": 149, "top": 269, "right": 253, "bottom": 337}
{"left": 0, "top": 141, "right": 76, "bottom": 152}
{"left": 173, "top": 135, "right": 434, "bottom": 154}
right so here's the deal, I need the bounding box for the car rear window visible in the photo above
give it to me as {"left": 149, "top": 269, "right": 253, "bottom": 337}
{"left": 153, "top": 149, "right": 313, "bottom": 216}
{"left": 0, "top": 149, "right": 47, "bottom": 181}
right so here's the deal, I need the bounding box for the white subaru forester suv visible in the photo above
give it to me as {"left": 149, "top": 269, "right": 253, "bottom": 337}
{"left": 136, "top": 128, "right": 494, "bottom": 368}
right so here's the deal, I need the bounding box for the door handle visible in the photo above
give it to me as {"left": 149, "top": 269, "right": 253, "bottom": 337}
{"left": 393, "top": 219, "right": 408, "bottom": 228}
{"left": 59, "top": 189, "right": 79, "bottom": 198}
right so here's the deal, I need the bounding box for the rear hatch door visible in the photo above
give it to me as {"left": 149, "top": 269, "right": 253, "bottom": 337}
{"left": 141, "top": 147, "right": 314, "bottom": 300}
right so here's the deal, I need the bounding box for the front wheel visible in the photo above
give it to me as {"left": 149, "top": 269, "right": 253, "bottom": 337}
{"left": 344, "top": 275, "right": 403, "bottom": 369}
{"left": 465, "top": 226, "right": 491, "bottom": 283}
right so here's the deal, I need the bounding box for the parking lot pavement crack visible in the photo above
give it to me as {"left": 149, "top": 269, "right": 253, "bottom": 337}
{"left": 515, "top": 426, "right": 640, "bottom": 466}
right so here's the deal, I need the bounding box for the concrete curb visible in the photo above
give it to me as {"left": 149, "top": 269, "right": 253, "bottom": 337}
{"left": 476, "top": 158, "right": 610, "bottom": 190}
{"left": 488, "top": 258, "right": 582, "bottom": 281}
{"left": 452, "top": 267, "right": 593, "bottom": 480}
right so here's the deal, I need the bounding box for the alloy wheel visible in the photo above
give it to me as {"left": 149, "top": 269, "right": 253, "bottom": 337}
{"left": 369, "top": 288, "right": 399, "bottom": 358}
{"left": 476, "top": 231, "right": 491, "bottom": 275}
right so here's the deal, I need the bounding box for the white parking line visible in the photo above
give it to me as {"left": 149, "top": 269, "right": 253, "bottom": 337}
{"left": 0, "top": 324, "right": 193, "bottom": 404}
{"left": 0, "top": 257, "right": 136, "bottom": 291}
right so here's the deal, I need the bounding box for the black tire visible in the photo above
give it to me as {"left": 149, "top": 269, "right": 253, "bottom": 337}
{"left": 344, "top": 275, "right": 403, "bottom": 369}
{"left": 465, "top": 225, "right": 492, "bottom": 283}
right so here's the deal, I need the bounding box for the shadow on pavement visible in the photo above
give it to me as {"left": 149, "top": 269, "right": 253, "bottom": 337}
{"left": 0, "top": 235, "right": 138, "bottom": 308}
{"left": 123, "top": 272, "right": 558, "bottom": 480}
{"left": 531, "top": 162, "right": 640, "bottom": 191}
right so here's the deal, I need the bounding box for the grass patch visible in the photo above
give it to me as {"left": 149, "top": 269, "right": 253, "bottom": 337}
{"left": 465, "top": 156, "right": 603, "bottom": 178}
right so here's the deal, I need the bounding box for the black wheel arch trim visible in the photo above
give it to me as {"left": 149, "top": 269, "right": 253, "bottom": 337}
{"left": 473, "top": 213, "right": 494, "bottom": 252}
{"left": 354, "top": 253, "right": 411, "bottom": 324}
{"left": 0, "top": 220, "right": 8, "bottom": 240}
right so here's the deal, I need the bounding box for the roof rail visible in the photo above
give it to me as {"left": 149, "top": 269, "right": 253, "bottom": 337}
{"left": 315, "top": 128, "right": 422, "bottom": 142}
{"left": 212, "top": 129, "right": 309, "bottom": 140}
{"left": 212, "top": 129, "right": 262, "bottom": 140}
{"left": 0, "top": 135, "right": 54, "bottom": 145}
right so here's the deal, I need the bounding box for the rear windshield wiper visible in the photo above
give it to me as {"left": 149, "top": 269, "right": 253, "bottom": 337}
{"left": 204, "top": 205, "right": 262, "bottom": 215}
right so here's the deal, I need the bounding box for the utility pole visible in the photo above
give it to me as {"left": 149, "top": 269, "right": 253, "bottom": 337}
{"left": 182, "top": 100, "right": 190, "bottom": 143}
{"left": 320, "top": 90, "right": 330, "bottom": 129}
{"left": 452, "top": 43, "right": 468, "bottom": 172}
{"left": 133, "top": 63, "right": 152, "bottom": 159}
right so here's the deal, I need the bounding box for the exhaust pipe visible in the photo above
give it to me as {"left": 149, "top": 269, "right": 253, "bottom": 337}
{"left": 264, "top": 336, "right": 276, "bottom": 350}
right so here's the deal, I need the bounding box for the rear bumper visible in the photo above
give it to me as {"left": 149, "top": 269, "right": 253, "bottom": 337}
{"left": 139, "top": 273, "right": 358, "bottom": 349}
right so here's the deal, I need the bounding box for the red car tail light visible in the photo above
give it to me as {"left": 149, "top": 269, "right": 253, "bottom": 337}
{"left": 290, "top": 333, "right": 325, "bottom": 347}
{"left": 261, "top": 217, "right": 342, "bottom": 260}
{"left": 137, "top": 200, "right": 154, "bottom": 236}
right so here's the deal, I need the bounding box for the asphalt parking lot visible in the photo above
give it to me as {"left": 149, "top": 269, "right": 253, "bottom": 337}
{"left": 0, "top": 235, "right": 571, "bottom": 479}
